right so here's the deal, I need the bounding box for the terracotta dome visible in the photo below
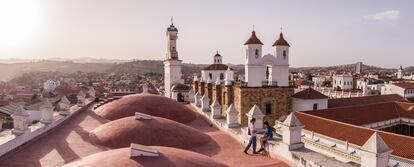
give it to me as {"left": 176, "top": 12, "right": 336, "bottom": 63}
{"left": 95, "top": 94, "right": 196, "bottom": 123}
{"left": 63, "top": 147, "right": 227, "bottom": 167}
{"left": 89, "top": 116, "right": 210, "bottom": 149}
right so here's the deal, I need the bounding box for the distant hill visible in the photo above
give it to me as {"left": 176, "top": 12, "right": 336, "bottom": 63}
{"left": 0, "top": 58, "right": 406, "bottom": 82}
{"left": 0, "top": 60, "right": 116, "bottom": 81}
{"left": 291, "top": 64, "right": 390, "bottom": 74}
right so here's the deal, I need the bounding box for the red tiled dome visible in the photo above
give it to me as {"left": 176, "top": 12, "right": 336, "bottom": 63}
{"left": 95, "top": 94, "right": 196, "bottom": 123}
{"left": 89, "top": 116, "right": 210, "bottom": 149}
{"left": 63, "top": 147, "right": 228, "bottom": 167}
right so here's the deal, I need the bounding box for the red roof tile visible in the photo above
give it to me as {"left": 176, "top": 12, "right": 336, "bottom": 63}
{"left": 295, "top": 112, "right": 414, "bottom": 160}
{"left": 328, "top": 94, "right": 404, "bottom": 108}
{"left": 202, "top": 64, "right": 231, "bottom": 71}
{"left": 292, "top": 88, "right": 329, "bottom": 99}
{"left": 303, "top": 102, "right": 401, "bottom": 125}
{"left": 272, "top": 33, "right": 290, "bottom": 47}
{"left": 244, "top": 31, "right": 263, "bottom": 45}
{"left": 394, "top": 83, "right": 414, "bottom": 89}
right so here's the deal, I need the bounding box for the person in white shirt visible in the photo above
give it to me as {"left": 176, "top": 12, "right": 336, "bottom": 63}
{"left": 244, "top": 118, "right": 258, "bottom": 154}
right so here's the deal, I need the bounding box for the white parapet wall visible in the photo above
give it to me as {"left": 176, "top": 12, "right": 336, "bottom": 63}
{"left": 0, "top": 100, "right": 93, "bottom": 157}
{"left": 190, "top": 103, "right": 356, "bottom": 167}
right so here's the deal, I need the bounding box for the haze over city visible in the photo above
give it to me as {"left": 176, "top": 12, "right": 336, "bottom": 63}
{"left": 0, "top": 0, "right": 413, "bottom": 68}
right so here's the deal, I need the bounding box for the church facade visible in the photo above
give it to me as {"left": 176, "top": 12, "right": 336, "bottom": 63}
{"left": 193, "top": 30, "right": 294, "bottom": 126}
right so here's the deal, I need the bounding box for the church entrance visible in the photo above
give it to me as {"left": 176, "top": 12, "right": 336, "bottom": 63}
{"left": 177, "top": 93, "right": 184, "bottom": 102}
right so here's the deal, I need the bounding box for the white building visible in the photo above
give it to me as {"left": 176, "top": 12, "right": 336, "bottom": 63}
{"left": 332, "top": 75, "right": 353, "bottom": 90}
{"left": 163, "top": 21, "right": 191, "bottom": 102}
{"left": 244, "top": 31, "right": 290, "bottom": 87}
{"left": 312, "top": 76, "right": 328, "bottom": 88}
{"left": 292, "top": 88, "right": 329, "bottom": 112}
{"left": 200, "top": 51, "right": 234, "bottom": 83}
{"left": 381, "top": 83, "right": 414, "bottom": 99}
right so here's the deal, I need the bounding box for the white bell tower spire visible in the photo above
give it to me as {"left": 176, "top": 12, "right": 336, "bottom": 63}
{"left": 164, "top": 17, "right": 184, "bottom": 98}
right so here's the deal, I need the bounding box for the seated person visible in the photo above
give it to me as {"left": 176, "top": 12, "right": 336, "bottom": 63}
{"left": 258, "top": 121, "right": 273, "bottom": 153}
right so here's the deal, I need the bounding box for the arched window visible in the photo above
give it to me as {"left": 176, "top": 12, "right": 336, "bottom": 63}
{"left": 283, "top": 50, "right": 287, "bottom": 59}
{"left": 255, "top": 49, "right": 259, "bottom": 58}
{"left": 266, "top": 66, "right": 270, "bottom": 79}
{"left": 265, "top": 103, "right": 272, "bottom": 115}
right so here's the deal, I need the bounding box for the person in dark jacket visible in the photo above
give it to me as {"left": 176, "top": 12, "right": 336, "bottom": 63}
{"left": 258, "top": 121, "right": 273, "bottom": 153}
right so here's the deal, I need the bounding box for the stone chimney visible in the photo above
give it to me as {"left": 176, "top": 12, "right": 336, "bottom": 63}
{"left": 226, "top": 104, "right": 239, "bottom": 128}
{"left": 281, "top": 113, "right": 304, "bottom": 150}
{"left": 188, "top": 89, "right": 195, "bottom": 103}
{"left": 40, "top": 99, "right": 54, "bottom": 124}
{"left": 245, "top": 105, "right": 265, "bottom": 129}
{"left": 194, "top": 92, "right": 202, "bottom": 107}
{"left": 360, "top": 132, "right": 393, "bottom": 167}
{"left": 142, "top": 84, "right": 148, "bottom": 94}
{"left": 201, "top": 95, "right": 210, "bottom": 112}
{"left": 210, "top": 100, "right": 221, "bottom": 119}
{"left": 11, "top": 105, "right": 29, "bottom": 135}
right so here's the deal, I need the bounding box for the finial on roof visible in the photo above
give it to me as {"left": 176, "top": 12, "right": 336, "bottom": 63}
{"left": 171, "top": 16, "right": 174, "bottom": 25}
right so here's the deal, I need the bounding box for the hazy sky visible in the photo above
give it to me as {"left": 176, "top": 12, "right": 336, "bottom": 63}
{"left": 0, "top": 0, "right": 413, "bottom": 67}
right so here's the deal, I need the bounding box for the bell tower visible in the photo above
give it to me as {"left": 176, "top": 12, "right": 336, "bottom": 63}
{"left": 244, "top": 30, "right": 266, "bottom": 87}
{"left": 272, "top": 31, "right": 291, "bottom": 87}
{"left": 164, "top": 18, "right": 183, "bottom": 98}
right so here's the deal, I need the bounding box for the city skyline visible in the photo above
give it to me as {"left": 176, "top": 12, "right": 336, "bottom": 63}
{"left": 0, "top": 0, "right": 413, "bottom": 68}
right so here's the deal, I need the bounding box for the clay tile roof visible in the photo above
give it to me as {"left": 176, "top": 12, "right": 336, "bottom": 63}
{"left": 272, "top": 33, "right": 290, "bottom": 47}
{"left": 244, "top": 31, "right": 263, "bottom": 45}
{"left": 89, "top": 116, "right": 210, "bottom": 149}
{"left": 202, "top": 64, "right": 231, "bottom": 71}
{"left": 328, "top": 94, "right": 404, "bottom": 108}
{"left": 295, "top": 112, "right": 414, "bottom": 160}
{"left": 292, "top": 88, "right": 329, "bottom": 99}
{"left": 303, "top": 101, "right": 401, "bottom": 125}
{"left": 393, "top": 83, "right": 414, "bottom": 89}
{"left": 95, "top": 94, "right": 197, "bottom": 123}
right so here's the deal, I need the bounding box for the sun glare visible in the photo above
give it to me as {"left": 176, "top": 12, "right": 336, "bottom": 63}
{"left": 0, "top": 1, "right": 40, "bottom": 52}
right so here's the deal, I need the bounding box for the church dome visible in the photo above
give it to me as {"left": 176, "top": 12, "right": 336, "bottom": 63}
{"left": 63, "top": 147, "right": 227, "bottom": 167}
{"left": 95, "top": 94, "right": 196, "bottom": 123}
{"left": 89, "top": 116, "right": 210, "bottom": 149}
